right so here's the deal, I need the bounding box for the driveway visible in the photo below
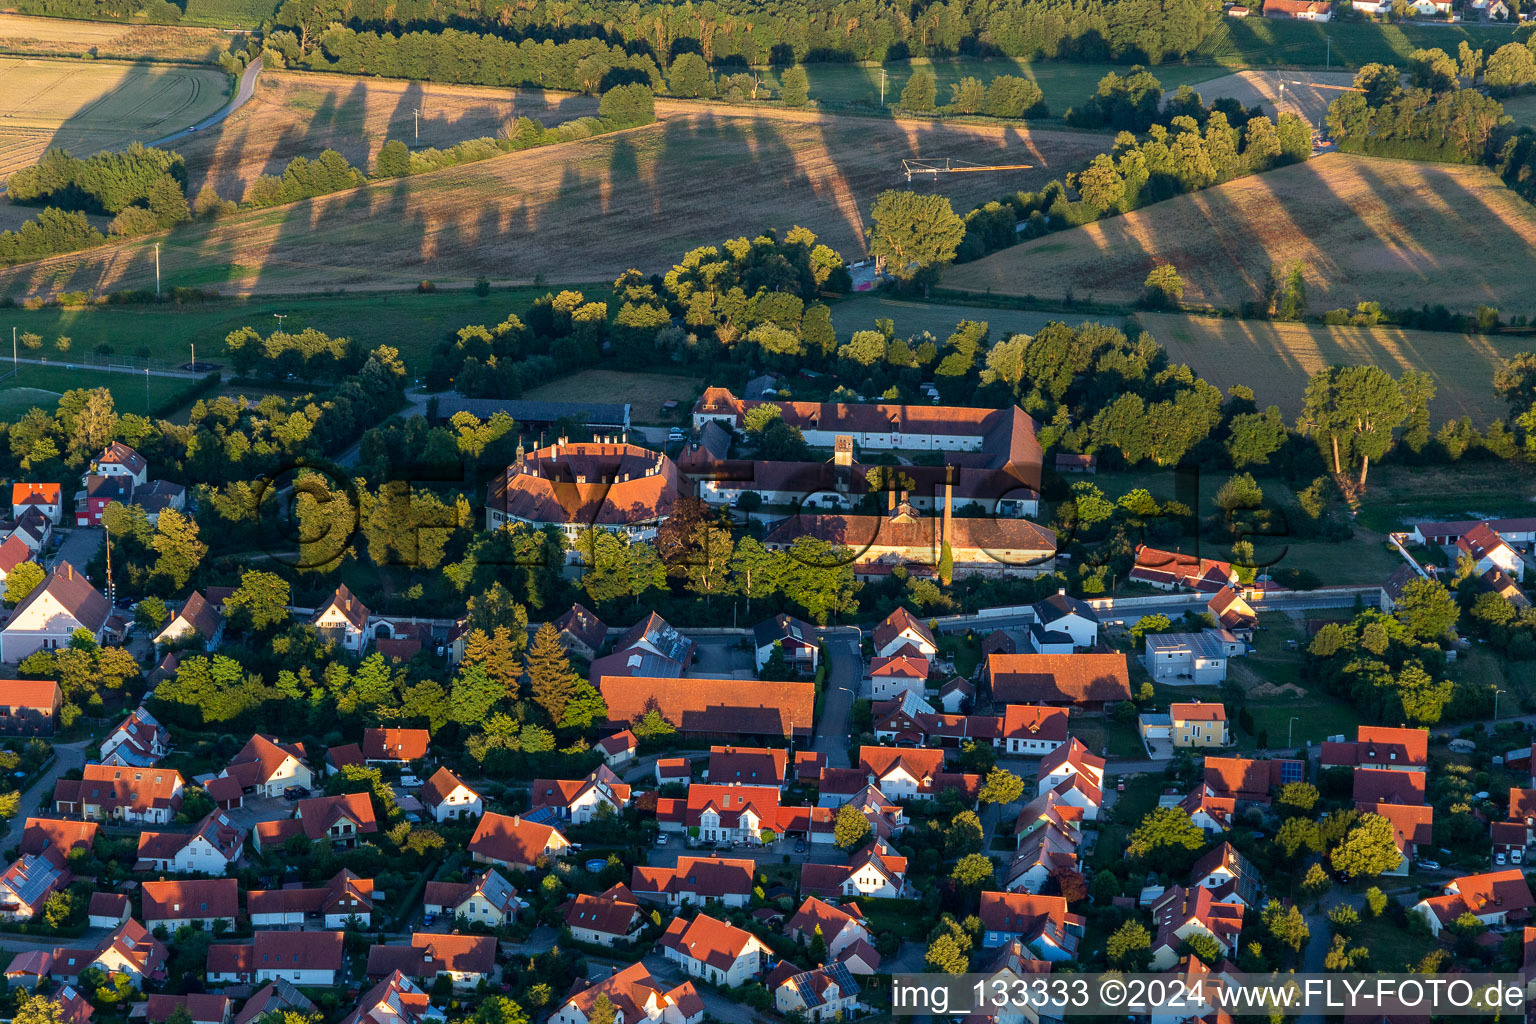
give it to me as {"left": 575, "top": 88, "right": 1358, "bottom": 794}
{"left": 812, "top": 634, "right": 861, "bottom": 769}
{"left": 50, "top": 527, "right": 104, "bottom": 576}
{"left": 642, "top": 954, "right": 766, "bottom": 1024}
{"left": 4, "top": 739, "right": 89, "bottom": 851}
{"left": 690, "top": 638, "right": 753, "bottom": 678}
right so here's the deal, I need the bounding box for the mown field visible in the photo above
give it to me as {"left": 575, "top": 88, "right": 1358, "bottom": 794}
{"left": 1139, "top": 312, "right": 1533, "bottom": 420}
{"left": 523, "top": 370, "right": 704, "bottom": 423}
{"left": 0, "top": 108, "right": 1111, "bottom": 297}
{"left": 1163, "top": 68, "right": 1358, "bottom": 126}
{"left": 0, "top": 56, "right": 228, "bottom": 178}
{"left": 0, "top": 13, "right": 235, "bottom": 63}
{"left": 947, "top": 153, "right": 1536, "bottom": 316}
{"left": 0, "top": 362, "right": 199, "bottom": 419}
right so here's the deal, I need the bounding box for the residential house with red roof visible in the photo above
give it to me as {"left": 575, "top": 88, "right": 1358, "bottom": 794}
{"left": 54, "top": 764, "right": 184, "bottom": 824}
{"left": 423, "top": 868, "right": 520, "bottom": 927}
{"left": 57, "top": 986, "right": 94, "bottom": 1024}
{"left": 1180, "top": 791, "right": 1237, "bottom": 835}
{"left": 1456, "top": 522, "right": 1525, "bottom": 582}
{"left": 362, "top": 728, "right": 430, "bottom": 764}
{"left": 247, "top": 870, "right": 374, "bottom": 928}
{"left": 312, "top": 584, "right": 371, "bottom": 653}
{"left": 868, "top": 655, "right": 930, "bottom": 702}
{"left": 1001, "top": 705, "right": 1070, "bottom": 756}
{"left": 871, "top": 700, "right": 1001, "bottom": 749}
{"left": 707, "top": 747, "right": 789, "bottom": 788}
{"left": 87, "top": 893, "right": 129, "bottom": 929}
{"left": 786, "top": 897, "right": 873, "bottom": 960}
{"left": 141, "top": 879, "right": 239, "bottom": 931}
{"left": 12, "top": 483, "right": 62, "bottom": 524}
{"left": 1170, "top": 703, "right": 1229, "bottom": 748}
{"left": 6, "top": 951, "right": 53, "bottom": 990}
{"left": 873, "top": 607, "right": 938, "bottom": 659}
{"left": 216, "top": 734, "right": 312, "bottom": 799}
{"left": 468, "top": 812, "right": 572, "bottom": 871}
{"left": 154, "top": 591, "right": 226, "bottom": 651}
{"left": 1129, "top": 545, "right": 1237, "bottom": 593}
{"left": 978, "top": 892, "right": 1084, "bottom": 958}
{"left": 142, "top": 994, "right": 231, "bottom": 1024}
{"left": 1207, "top": 589, "right": 1258, "bottom": 639}
{"left": 1189, "top": 842, "right": 1262, "bottom": 906}
{"left": 486, "top": 439, "right": 682, "bottom": 549}
{"left": 553, "top": 603, "right": 608, "bottom": 660}
{"left": 1202, "top": 757, "right": 1305, "bottom": 806}
{"left": 1004, "top": 817, "right": 1079, "bottom": 894}
{"left": 1149, "top": 886, "right": 1245, "bottom": 970}
{"left": 9, "top": 507, "right": 51, "bottom": 557}
{"left": 753, "top": 613, "right": 820, "bottom": 673}
{"left": 232, "top": 979, "right": 317, "bottom": 1024}
{"left": 1035, "top": 738, "right": 1105, "bottom": 820}
{"left": 135, "top": 812, "right": 245, "bottom": 874}
{"left": 1412, "top": 869, "right": 1535, "bottom": 936}
{"left": 100, "top": 707, "right": 169, "bottom": 768}
{"left": 208, "top": 931, "right": 346, "bottom": 986}
{"left": 0, "top": 850, "right": 69, "bottom": 921}
{"left": 50, "top": 919, "right": 167, "bottom": 989}
{"left": 0, "top": 561, "right": 110, "bottom": 663}
{"left": 1321, "top": 726, "right": 1429, "bottom": 773}
{"left": 660, "top": 912, "right": 771, "bottom": 987}
{"left": 857, "top": 746, "right": 979, "bottom": 803}
{"left": 600, "top": 675, "right": 814, "bottom": 740}
{"left": 564, "top": 883, "right": 643, "bottom": 946}
{"left": 338, "top": 972, "right": 443, "bottom": 1024}
{"left": 589, "top": 611, "right": 696, "bottom": 682}
{"left": 800, "top": 839, "right": 910, "bottom": 900}
{"left": 630, "top": 856, "right": 756, "bottom": 908}
{"left": 420, "top": 767, "right": 482, "bottom": 822}
{"left": 985, "top": 653, "right": 1132, "bottom": 708}
{"left": 1352, "top": 768, "right": 1426, "bottom": 807}
{"left": 0, "top": 679, "right": 61, "bottom": 736}
{"left": 365, "top": 934, "right": 497, "bottom": 989}
{"left": 0, "top": 534, "right": 33, "bottom": 586}
{"left": 598, "top": 730, "right": 637, "bottom": 767}
{"left": 550, "top": 962, "right": 704, "bottom": 1024}
{"left": 530, "top": 765, "right": 632, "bottom": 824}
{"left": 1364, "top": 802, "right": 1435, "bottom": 875}
{"left": 253, "top": 792, "right": 378, "bottom": 852}
{"left": 768, "top": 961, "right": 860, "bottom": 1023}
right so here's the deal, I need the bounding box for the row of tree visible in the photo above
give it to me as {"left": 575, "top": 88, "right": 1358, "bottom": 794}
{"left": 1326, "top": 59, "right": 1507, "bottom": 164}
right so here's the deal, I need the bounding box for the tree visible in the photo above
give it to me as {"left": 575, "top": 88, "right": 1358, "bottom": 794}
{"left": 979, "top": 768, "right": 1024, "bottom": 806}
{"left": 1301, "top": 862, "right": 1332, "bottom": 901}
{"left": 587, "top": 994, "right": 616, "bottom": 1024}
{"left": 780, "top": 67, "right": 809, "bottom": 107}
{"left": 1277, "top": 781, "right": 1319, "bottom": 815}
{"left": 1143, "top": 264, "right": 1184, "bottom": 308}
{"left": 1330, "top": 812, "right": 1402, "bottom": 878}
{"left": 1300, "top": 365, "right": 1412, "bottom": 490}
{"left": 1275, "top": 261, "right": 1307, "bottom": 320}
{"left": 463, "top": 626, "right": 523, "bottom": 699}
{"left": 1126, "top": 807, "right": 1205, "bottom": 864}
{"left": 945, "top": 809, "right": 984, "bottom": 856}
{"left": 151, "top": 507, "right": 206, "bottom": 590}
{"left": 951, "top": 853, "right": 995, "bottom": 889}
{"left": 1130, "top": 613, "right": 1173, "bottom": 645}
{"left": 833, "top": 803, "right": 872, "bottom": 851}
{"left": 1227, "top": 406, "right": 1288, "bottom": 468}
{"left": 14, "top": 994, "right": 66, "bottom": 1024}
{"left": 1215, "top": 472, "right": 1263, "bottom": 513}
{"left": 949, "top": 76, "right": 985, "bottom": 113}
{"left": 668, "top": 54, "right": 711, "bottom": 98}
{"left": 374, "top": 139, "right": 410, "bottom": 177}
{"left": 449, "top": 663, "right": 502, "bottom": 726}
{"left": 1394, "top": 578, "right": 1458, "bottom": 640}
{"left": 1090, "top": 869, "right": 1119, "bottom": 904}
{"left": 1365, "top": 886, "right": 1388, "bottom": 917}
{"left": 1050, "top": 867, "right": 1088, "bottom": 903}
{"left": 5, "top": 561, "right": 44, "bottom": 606}
{"left": 527, "top": 622, "right": 579, "bottom": 723}
{"left": 867, "top": 190, "right": 965, "bottom": 290}
{"left": 559, "top": 682, "right": 608, "bottom": 730}
{"left": 900, "top": 70, "right": 937, "bottom": 111}
{"left": 1106, "top": 920, "right": 1151, "bottom": 968}
{"left": 224, "top": 569, "right": 290, "bottom": 630}
{"left": 1182, "top": 933, "right": 1222, "bottom": 965}
{"left": 924, "top": 932, "right": 969, "bottom": 974}
{"left": 135, "top": 596, "right": 169, "bottom": 631}
{"left": 1263, "top": 899, "right": 1310, "bottom": 953}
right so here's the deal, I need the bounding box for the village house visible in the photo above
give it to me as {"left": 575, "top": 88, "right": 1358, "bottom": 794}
{"left": 0, "top": 561, "right": 110, "bottom": 663}
{"left": 207, "top": 931, "right": 346, "bottom": 987}
{"left": 312, "top": 584, "right": 371, "bottom": 654}
{"left": 563, "top": 883, "right": 644, "bottom": 946}
{"left": 246, "top": 870, "right": 375, "bottom": 929}
{"left": 599, "top": 675, "right": 815, "bottom": 741}
{"left": 767, "top": 961, "right": 860, "bottom": 1022}
{"left": 800, "top": 839, "right": 911, "bottom": 899}
{"left": 1179, "top": 790, "right": 1237, "bottom": 834}
{"left": 9, "top": 508, "right": 50, "bottom": 556}
{"left": 552, "top": 603, "right": 608, "bottom": 660}
{"left": 872, "top": 698, "right": 1002, "bottom": 749}
{"left": 49, "top": 919, "right": 168, "bottom": 989}
{"left": 786, "top": 897, "right": 874, "bottom": 959}
{"left": 1004, "top": 817, "right": 1080, "bottom": 894}
{"left": 1207, "top": 589, "right": 1258, "bottom": 639}
{"left": 660, "top": 912, "right": 771, "bottom": 987}
{"left": 1169, "top": 703, "right": 1230, "bottom": 748}
{"left": 631, "top": 856, "right": 756, "bottom": 908}
{"left": 655, "top": 784, "right": 786, "bottom": 844}
{"left": 549, "top": 962, "right": 704, "bottom": 1024}
{"left": 1456, "top": 523, "right": 1526, "bottom": 582}
{"left": 985, "top": 652, "right": 1133, "bottom": 707}
{"left": 0, "top": 851, "right": 69, "bottom": 921}
{"left": 0, "top": 678, "right": 62, "bottom": 735}
{"left": 598, "top": 730, "right": 638, "bottom": 767}
{"left": 868, "top": 654, "right": 930, "bottom": 701}
{"left": 656, "top": 758, "right": 692, "bottom": 787}
{"left": 254, "top": 792, "right": 379, "bottom": 852}
{"left": 1143, "top": 629, "right": 1246, "bottom": 685}
{"left": 420, "top": 767, "right": 482, "bottom": 822}
{"left": 1203, "top": 756, "right": 1305, "bottom": 805}
{"left": 0, "top": 535, "right": 32, "bottom": 586}
{"left": 530, "top": 765, "right": 632, "bottom": 824}
{"left": 1352, "top": 767, "right": 1427, "bottom": 807}
{"left": 54, "top": 764, "right": 184, "bottom": 824}
{"left": 230, "top": 979, "right": 318, "bottom": 1024}
{"left": 1189, "top": 842, "right": 1262, "bottom": 906}
{"left": 154, "top": 592, "right": 227, "bottom": 650}
{"left": 1030, "top": 591, "right": 1099, "bottom": 650}
{"left": 468, "top": 812, "right": 572, "bottom": 871}
{"left": 1036, "top": 738, "right": 1105, "bottom": 819}
{"left": 1321, "top": 726, "right": 1429, "bottom": 773}
{"left": 135, "top": 812, "right": 245, "bottom": 874}
{"left": 1412, "top": 869, "right": 1536, "bottom": 936}
{"left": 1001, "top": 704, "right": 1069, "bottom": 756}
{"left": 1149, "top": 886, "right": 1245, "bottom": 970}
{"left": 590, "top": 611, "right": 696, "bottom": 681}
{"left": 141, "top": 879, "right": 239, "bottom": 931}
{"left": 753, "top": 613, "right": 820, "bottom": 673}
{"left": 100, "top": 707, "right": 169, "bottom": 767}
{"left": 978, "top": 892, "right": 1084, "bottom": 958}
{"left": 423, "top": 868, "right": 520, "bottom": 927}
{"left": 338, "top": 973, "right": 443, "bottom": 1024}
{"left": 365, "top": 934, "right": 497, "bottom": 989}
{"left": 1262, "top": 0, "right": 1333, "bottom": 20}
{"left": 1366, "top": 801, "right": 1435, "bottom": 875}
{"left": 87, "top": 893, "right": 129, "bottom": 929}
{"left": 857, "top": 746, "right": 980, "bottom": 802}
{"left": 873, "top": 607, "right": 938, "bottom": 659}
{"left": 706, "top": 746, "right": 789, "bottom": 788}
{"left": 12, "top": 483, "right": 62, "bottom": 524}
{"left": 362, "top": 728, "right": 431, "bottom": 765}
{"left": 1129, "top": 545, "right": 1238, "bottom": 592}
{"left": 140, "top": 994, "right": 231, "bottom": 1024}
{"left": 214, "top": 734, "right": 313, "bottom": 800}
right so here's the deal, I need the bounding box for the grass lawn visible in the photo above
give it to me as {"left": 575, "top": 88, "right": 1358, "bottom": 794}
{"left": 855, "top": 897, "right": 928, "bottom": 940}
{"left": 1072, "top": 716, "right": 1146, "bottom": 760}
{"left": 829, "top": 293, "right": 1074, "bottom": 342}
{"left": 0, "top": 363, "right": 198, "bottom": 419}
{"left": 938, "top": 634, "right": 983, "bottom": 680}
{"left": 178, "top": 0, "right": 282, "bottom": 28}
{"left": 1350, "top": 913, "right": 1435, "bottom": 972}
{"left": 0, "top": 286, "right": 596, "bottom": 377}
{"left": 1226, "top": 614, "right": 1365, "bottom": 748}
{"left": 1091, "top": 772, "right": 1162, "bottom": 873}
{"left": 1353, "top": 461, "right": 1536, "bottom": 535}
{"left": 1451, "top": 646, "right": 1536, "bottom": 718}
{"left": 522, "top": 369, "right": 706, "bottom": 426}
{"left": 1198, "top": 16, "right": 1524, "bottom": 69}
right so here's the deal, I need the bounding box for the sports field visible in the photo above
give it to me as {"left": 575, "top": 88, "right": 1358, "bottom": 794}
{"left": 0, "top": 362, "right": 199, "bottom": 420}
{"left": 0, "top": 57, "right": 229, "bottom": 178}
{"left": 947, "top": 153, "right": 1536, "bottom": 316}
{"left": 0, "top": 13, "right": 234, "bottom": 63}
{"left": 0, "top": 109, "right": 1111, "bottom": 297}
{"left": 1138, "top": 312, "right": 1529, "bottom": 420}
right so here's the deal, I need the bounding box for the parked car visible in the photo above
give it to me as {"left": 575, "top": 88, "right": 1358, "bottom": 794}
{"left": 284, "top": 786, "right": 307, "bottom": 800}
{"left": 1497, "top": 852, "right": 1508, "bottom": 865}
{"left": 423, "top": 912, "right": 435, "bottom": 926}
{"left": 1416, "top": 859, "right": 1442, "bottom": 871}
{"left": 794, "top": 840, "right": 807, "bottom": 853}
{"left": 655, "top": 834, "right": 669, "bottom": 847}
{"left": 399, "top": 775, "right": 423, "bottom": 788}
{"left": 668, "top": 428, "right": 685, "bottom": 442}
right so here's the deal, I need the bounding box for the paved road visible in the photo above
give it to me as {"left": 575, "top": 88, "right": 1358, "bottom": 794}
{"left": 150, "top": 58, "right": 264, "bottom": 147}
{"left": 2, "top": 739, "right": 89, "bottom": 852}
{"left": 51, "top": 527, "right": 104, "bottom": 577}
{"left": 812, "top": 635, "right": 862, "bottom": 769}
{"left": 334, "top": 390, "right": 433, "bottom": 468}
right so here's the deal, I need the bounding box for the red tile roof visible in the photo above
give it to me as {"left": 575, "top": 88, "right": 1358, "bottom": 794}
{"left": 631, "top": 856, "right": 755, "bottom": 900}
{"left": 20, "top": 817, "right": 98, "bottom": 858}
{"left": 1361, "top": 802, "right": 1433, "bottom": 852}
{"left": 859, "top": 746, "right": 945, "bottom": 781}
{"left": 1001, "top": 705, "right": 1070, "bottom": 742}
{"left": 420, "top": 767, "right": 474, "bottom": 810}
{"left": 0, "top": 678, "right": 60, "bottom": 712}
{"left": 12, "top": 483, "right": 60, "bottom": 507}
{"left": 874, "top": 607, "right": 936, "bottom": 653}
{"left": 366, "top": 933, "right": 496, "bottom": 979}
{"left": 468, "top": 812, "right": 569, "bottom": 868}
{"left": 141, "top": 879, "right": 238, "bottom": 922}
{"left": 1171, "top": 702, "right": 1227, "bottom": 723}
{"left": 1419, "top": 869, "right": 1535, "bottom": 925}
{"left": 1352, "top": 768, "right": 1426, "bottom": 807}
{"left": 708, "top": 747, "right": 788, "bottom": 786}
{"left": 554, "top": 602, "right": 608, "bottom": 652}
{"left": 56, "top": 765, "right": 182, "bottom": 816}
{"left": 488, "top": 442, "right": 681, "bottom": 527}
{"left": 869, "top": 655, "right": 929, "bottom": 680}
{"left": 659, "top": 912, "right": 767, "bottom": 971}
{"left": 599, "top": 675, "right": 814, "bottom": 737}
{"left": 987, "top": 653, "right": 1132, "bottom": 704}
{"left": 1203, "top": 757, "right": 1296, "bottom": 803}
{"left": 563, "top": 883, "right": 641, "bottom": 937}
{"left": 362, "top": 728, "right": 430, "bottom": 761}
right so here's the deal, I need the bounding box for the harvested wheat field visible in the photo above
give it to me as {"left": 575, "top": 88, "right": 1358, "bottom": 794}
{"left": 1139, "top": 312, "right": 1531, "bottom": 420}
{"left": 1163, "top": 69, "right": 1358, "bottom": 128}
{"left": 948, "top": 153, "right": 1536, "bottom": 315}
{"left": 0, "top": 56, "right": 228, "bottom": 178}
{"left": 173, "top": 70, "right": 603, "bottom": 199}
{"left": 0, "top": 13, "right": 236, "bottom": 63}
{"left": 0, "top": 109, "right": 1109, "bottom": 297}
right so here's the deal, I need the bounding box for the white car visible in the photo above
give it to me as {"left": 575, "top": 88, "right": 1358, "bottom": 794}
{"left": 1416, "top": 859, "right": 1442, "bottom": 871}
{"left": 399, "top": 775, "right": 423, "bottom": 788}
{"left": 1497, "top": 852, "right": 1508, "bottom": 865}
{"left": 655, "top": 834, "right": 669, "bottom": 846}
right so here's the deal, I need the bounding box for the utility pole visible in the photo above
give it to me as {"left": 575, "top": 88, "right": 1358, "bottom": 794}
{"left": 413, "top": 108, "right": 421, "bottom": 143}
{"left": 1326, "top": 35, "right": 1331, "bottom": 69}
{"left": 154, "top": 243, "right": 161, "bottom": 299}
{"left": 104, "top": 522, "right": 114, "bottom": 606}
{"left": 880, "top": 69, "right": 886, "bottom": 106}
{"left": 144, "top": 368, "right": 149, "bottom": 413}
{"left": 11, "top": 327, "right": 15, "bottom": 375}
{"left": 274, "top": 313, "right": 287, "bottom": 332}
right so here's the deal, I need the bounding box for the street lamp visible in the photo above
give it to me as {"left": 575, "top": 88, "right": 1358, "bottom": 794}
{"left": 1496, "top": 687, "right": 1507, "bottom": 722}
{"left": 1287, "top": 716, "right": 1299, "bottom": 749}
